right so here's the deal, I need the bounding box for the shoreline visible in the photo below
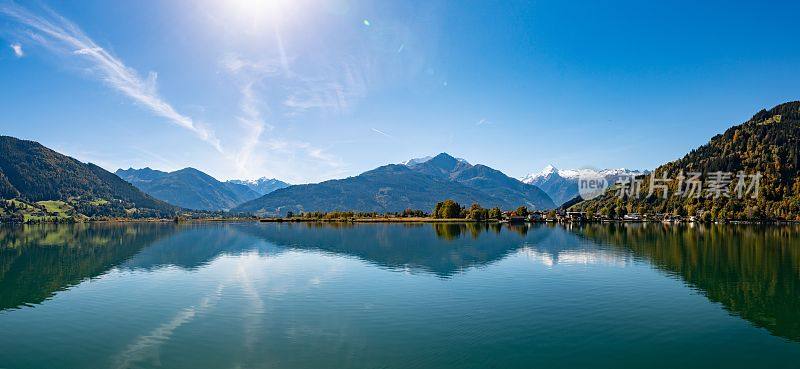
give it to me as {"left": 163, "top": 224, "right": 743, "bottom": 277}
{"left": 257, "top": 217, "right": 499, "bottom": 223}
{"left": 2, "top": 216, "right": 799, "bottom": 225}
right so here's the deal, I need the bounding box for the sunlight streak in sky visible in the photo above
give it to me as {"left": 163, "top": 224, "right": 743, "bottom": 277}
{"left": 0, "top": 2, "right": 223, "bottom": 152}
{"left": 0, "top": 2, "right": 354, "bottom": 181}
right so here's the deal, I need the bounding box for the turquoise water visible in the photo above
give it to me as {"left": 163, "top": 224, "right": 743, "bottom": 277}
{"left": 1, "top": 222, "right": 799, "bottom": 368}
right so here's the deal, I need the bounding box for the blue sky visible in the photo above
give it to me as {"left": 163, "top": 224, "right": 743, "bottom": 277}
{"left": 1, "top": 0, "right": 799, "bottom": 183}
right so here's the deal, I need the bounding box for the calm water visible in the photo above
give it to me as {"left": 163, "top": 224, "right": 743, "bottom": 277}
{"left": 1, "top": 222, "right": 799, "bottom": 368}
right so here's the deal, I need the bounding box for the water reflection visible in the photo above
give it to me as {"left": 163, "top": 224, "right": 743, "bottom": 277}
{"left": 572, "top": 223, "right": 800, "bottom": 342}
{"left": 239, "top": 222, "right": 540, "bottom": 276}
{"left": 0, "top": 222, "right": 586, "bottom": 311}
{"left": 0, "top": 223, "right": 175, "bottom": 311}
{"left": 122, "top": 224, "right": 282, "bottom": 270}
{"left": 1, "top": 222, "right": 799, "bottom": 343}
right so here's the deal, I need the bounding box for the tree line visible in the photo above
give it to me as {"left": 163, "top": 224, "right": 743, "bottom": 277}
{"left": 282, "top": 200, "right": 536, "bottom": 221}
{"left": 433, "top": 199, "right": 532, "bottom": 221}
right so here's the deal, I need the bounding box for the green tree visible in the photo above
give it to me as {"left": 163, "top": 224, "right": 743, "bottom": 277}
{"left": 433, "top": 202, "right": 444, "bottom": 219}
{"left": 515, "top": 206, "right": 529, "bottom": 217}
{"left": 466, "top": 203, "right": 489, "bottom": 221}
{"left": 488, "top": 207, "right": 502, "bottom": 220}
{"left": 437, "top": 199, "right": 462, "bottom": 219}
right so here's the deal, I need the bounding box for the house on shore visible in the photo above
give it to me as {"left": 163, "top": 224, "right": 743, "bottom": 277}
{"left": 623, "top": 213, "right": 643, "bottom": 222}
{"left": 565, "top": 211, "right": 586, "bottom": 222}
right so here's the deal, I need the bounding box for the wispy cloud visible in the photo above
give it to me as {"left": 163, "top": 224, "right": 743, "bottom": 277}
{"left": 262, "top": 139, "right": 344, "bottom": 169}
{"left": 221, "top": 54, "right": 347, "bottom": 181}
{"left": 1, "top": 4, "right": 353, "bottom": 182}
{"left": 477, "top": 118, "right": 491, "bottom": 126}
{"left": 233, "top": 81, "right": 269, "bottom": 175}
{"left": 0, "top": 2, "right": 222, "bottom": 152}
{"left": 371, "top": 127, "right": 392, "bottom": 138}
{"left": 221, "top": 53, "right": 283, "bottom": 75}
{"left": 221, "top": 53, "right": 368, "bottom": 116}
{"left": 9, "top": 42, "right": 22, "bottom": 57}
{"left": 282, "top": 60, "right": 368, "bottom": 114}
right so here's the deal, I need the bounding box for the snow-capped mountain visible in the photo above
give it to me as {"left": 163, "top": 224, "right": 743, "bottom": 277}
{"left": 521, "top": 165, "right": 647, "bottom": 206}
{"left": 227, "top": 177, "right": 290, "bottom": 196}
{"left": 522, "top": 165, "right": 644, "bottom": 183}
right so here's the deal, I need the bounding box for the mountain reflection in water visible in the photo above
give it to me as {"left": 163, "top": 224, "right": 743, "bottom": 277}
{"left": 1, "top": 222, "right": 798, "bottom": 343}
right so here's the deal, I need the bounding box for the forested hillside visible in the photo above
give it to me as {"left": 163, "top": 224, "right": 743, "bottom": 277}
{"left": 573, "top": 101, "right": 800, "bottom": 220}
{"left": 0, "top": 136, "right": 176, "bottom": 220}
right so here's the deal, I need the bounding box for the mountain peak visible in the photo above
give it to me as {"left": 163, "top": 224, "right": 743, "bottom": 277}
{"left": 429, "top": 152, "right": 458, "bottom": 164}
{"left": 541, "top": 164, "right": 558, "bottom": 176}
{"left": 402, "top": 153, "right": 470, "bottom": 168}
{"left": 520, "top": 165, "right": 559, "bottom": 183}
{"left": 423, "top": 153, "right": 472, "bottom": 173}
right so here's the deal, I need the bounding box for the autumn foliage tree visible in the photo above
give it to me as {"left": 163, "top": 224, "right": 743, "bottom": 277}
{"left": 433, "top": 199, "right": 462, "bottom": 219}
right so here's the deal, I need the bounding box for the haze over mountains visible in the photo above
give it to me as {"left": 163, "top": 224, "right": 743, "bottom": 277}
{"left": 234, "top": 153, "right": 555, "bottom": 215}
{"left": 522, "top": 166, "right": 647, "bottom": 206}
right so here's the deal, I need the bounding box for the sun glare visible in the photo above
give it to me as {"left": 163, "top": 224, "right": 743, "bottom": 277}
{"left": 221, "top": 0, "right": 303, "bottom": 30}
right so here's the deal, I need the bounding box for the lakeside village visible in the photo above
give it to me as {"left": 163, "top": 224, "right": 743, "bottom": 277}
{"left": 2, "top": 200, "right": 793, "bottom": 224}
{"left": 263, "top": 210, "right": 763, "bottom": 225}
{"left": 259, "top": 199, "right": 786, "bottom": 225}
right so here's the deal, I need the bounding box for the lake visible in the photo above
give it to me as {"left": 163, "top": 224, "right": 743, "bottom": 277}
{"left": 1, "top": 222, "right": 799, "bottom": 368}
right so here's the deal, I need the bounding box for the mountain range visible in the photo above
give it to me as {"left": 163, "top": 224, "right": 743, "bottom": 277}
{"left": 234, "top": 153, "right": 556, "bottom": 215}
{"left": 0, "top": 136, "right": 175, "bottom": 218}
{"left": 115, "top": 167, "right": 264, "bottom": 211}
{"left": 227, "top": 178, "right": 290, "bottom": 196}
{"left": 522, "top": 166, "right": 647, "bottom": 206}
{"left": 3, "top": 100, "right": 799, "bottom": 221}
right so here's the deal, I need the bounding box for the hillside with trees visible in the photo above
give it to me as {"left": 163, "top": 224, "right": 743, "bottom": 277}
{"left": 573, "top": 101, "right": 800, "bottom": 221}
{"left": 0, "top": 136, "right": 177, "bottom": 220}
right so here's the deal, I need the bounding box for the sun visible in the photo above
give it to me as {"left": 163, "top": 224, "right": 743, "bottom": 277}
{"left": 221, "top": 0, "right": 303, "bottom": 30}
